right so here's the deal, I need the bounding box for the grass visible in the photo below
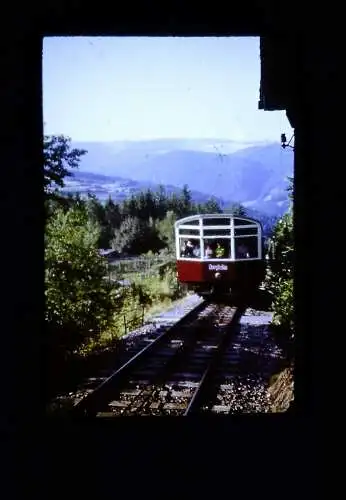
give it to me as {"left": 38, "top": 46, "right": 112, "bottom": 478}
{"left": 143, "top": 293, "right": 190, "bottom": 321}
{"left": 46, "top": 270, "right": 188, "bottom": 412}
{"left": 75, "top": 271, "right": 186, "bottom": 358}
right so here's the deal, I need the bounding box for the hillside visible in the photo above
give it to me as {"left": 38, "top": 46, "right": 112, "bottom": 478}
{"left": 67, "top": 138, "right": 294, "bottom": 216}
{"left": 62, "top": 170, "right": 224, "bottom": 206}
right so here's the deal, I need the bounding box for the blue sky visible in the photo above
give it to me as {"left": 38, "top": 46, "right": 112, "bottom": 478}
{"left": 43, "top": 36, "right": 292, "bottom": 143}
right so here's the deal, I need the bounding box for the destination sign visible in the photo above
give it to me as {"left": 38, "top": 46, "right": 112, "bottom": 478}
{"left": 208, "top": 264, "right": 228, "bottom": 271}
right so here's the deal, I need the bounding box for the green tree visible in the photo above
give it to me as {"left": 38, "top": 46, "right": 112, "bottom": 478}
{"left": 265, "top": 176, "right": 294, "bottom": 340}
{"left": 144, "top": 189, "right": 157, "bottom": 220}
{"left": 45, "top": 206, "right": 117, "bottom": 357}
{"left": 156, "top": 210, "right": 177, "bottom": 255}
{"left": 46, "top": 192, "right": 86, "bottom": 217}
{"left": 286, "top": 176, "right": 294, "bottom": 203}
{"left": 122, "top": 196, "right": 139, "bottom": 218}
{"left": 199, "top": 198, "right": 223, "bottom": 214}
{"left": 111, "top": 216, "right": 147, "bottom": 255}
{"left": 44, "top": 134, "right": 87, "bottom": 199}
{"left": 104, "top": 196, "right": 122, "bottom": 230}
{"left": 167, "top": 192, "right": 181, "bottom": 216}
{"left": 268, "top": 212, "right": 294, "bottom": 279}
{"left": 180, "top": 184, "right": 192, "bottom": 216}
{"left": 85, "top": 194, "right": 111, "bottom": 248}
{"left": 224, "top": 202, "right": 248, "bottom": 216}
{"left": 154, "top": 185, "right": 168, "bottom": 219}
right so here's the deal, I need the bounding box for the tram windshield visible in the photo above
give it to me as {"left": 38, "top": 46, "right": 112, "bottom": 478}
{"left": 176, "top": 215, "right": 261, "bottom": 260}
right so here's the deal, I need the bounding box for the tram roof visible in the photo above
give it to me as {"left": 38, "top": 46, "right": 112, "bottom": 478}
{"left": 175, "top": 213, "right": 262, "bottom": 227}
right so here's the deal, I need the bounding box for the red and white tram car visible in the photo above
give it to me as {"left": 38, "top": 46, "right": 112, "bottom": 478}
{"left": 175, "top": 214, "right": 266, "bottom": 298}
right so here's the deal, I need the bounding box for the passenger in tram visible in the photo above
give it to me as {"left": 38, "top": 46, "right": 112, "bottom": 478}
{"left": 205, "top": 244, "right": 213, "bottom": 258}
{"left": 193, "top": 242, "right": 201, "bottom": 257}
{"left": 183, "top": 239, "right": 195, "bottom": 258}
{"left": 237, "top": 242, "right": 250, "bottom": 258}
{"left": 215, "top": 242, "right": 225, "bottom": 258}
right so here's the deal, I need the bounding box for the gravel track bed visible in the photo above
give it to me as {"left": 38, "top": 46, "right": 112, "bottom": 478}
{"left": 48, "top": 294, "right": 204, "bottom": 411}
{"left": 198, "top": 308, "right": 287, "bottom": 414}
{"left": 95, "top": 304, "right": 237, "bottom": 417}
{"left": 48, "top": 296, "right": 289, "bottom": 416}
{"left": 100, "top": 383, "right": 196, "bottom": 416}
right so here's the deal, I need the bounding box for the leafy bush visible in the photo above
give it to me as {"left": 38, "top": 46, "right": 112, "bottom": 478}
{"left": 267, "top": 212, "right": 293, "bottom": 281}
{"left": 45, "top": 206, "right": 119, "bottom": 358}
{"left": 156, "top": 210, "right": 177, "bottom": 255}
{"left": 264, "top": 177, "right": 294, "bottom": 341}
{"left": 111, "top": 216, "right": 164, "bottom": 255}
{"left": 271, "top": 278, "right": 294, "bottom": 333}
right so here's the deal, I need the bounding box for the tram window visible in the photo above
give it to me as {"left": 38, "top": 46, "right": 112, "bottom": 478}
{"left": 183, "top": 219, "right": 200, "bottom": 226}
{"left": 201, "top": 238, "right": 231, "bottom": 258}
{"left": 179, "top": 238, "right": 200, "bottom": 258}
{"left": 203, "top": 218, "right": 230, "bottom": 226}
{"left": 193, "top": 242, "right": 201, "bottom": 257}
{"left": 234, "top": 218, "right": 254, "bottom": 226}
{"left": 204, "top": 241, "right": 214, "bottom": 258}
{"left": 234, "top": 227, "right": 258, "bottom": 236}
{"left": 179, "top": 228, "right": 201, "bottom": 236}
{"left": 235, "top": 237, "right": 258, "bottom": 258}
{"left": 203, "top": 228, "right": 231, "bottom": 237}
{"left": 214, "top": 239, "right": 229, "bottom": 258}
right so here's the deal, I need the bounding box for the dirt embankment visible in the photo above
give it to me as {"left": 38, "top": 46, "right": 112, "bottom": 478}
{"left": 268, "top": 365, "right": 294, "bottom": 412}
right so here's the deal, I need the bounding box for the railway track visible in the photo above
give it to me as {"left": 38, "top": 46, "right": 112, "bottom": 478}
{"left": 71, "top": 300, "right": 245, "bottom": 417}
{"left": 188, "top": 309, "right": 285, "bottom": 414}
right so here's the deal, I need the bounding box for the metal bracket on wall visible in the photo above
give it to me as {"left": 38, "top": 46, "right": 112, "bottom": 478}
{"left": 281, "top": 133, "right": 295, "bottom": 150}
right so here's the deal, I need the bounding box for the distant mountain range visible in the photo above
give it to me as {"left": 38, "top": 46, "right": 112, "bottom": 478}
{"left": 62, "top": 170, "right": 224, "bottom": 206}
{"left": 62, "top": 138, "right": 294, "bottom": 217}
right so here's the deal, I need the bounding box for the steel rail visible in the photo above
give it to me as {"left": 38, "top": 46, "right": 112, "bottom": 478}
{"left": 70, "top": 299, "right": 208, "bottom": 417}
{"left": 184, "top": 306, "right": 244, "bottom": 415}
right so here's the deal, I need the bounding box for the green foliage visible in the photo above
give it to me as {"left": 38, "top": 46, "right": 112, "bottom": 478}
{"left": 85, "top": 194, "right": 113, "bottom": 248}
{"left": 44, "top": 134, "right": 87, "bottom": 198}
{"left": 43, "top": 134, "right": 192, "bottom": 398}
{"left": 180, "top": 184, "right": 192, "bottom": 216}
{"left": 160, "top": 260, "right": 184, "bottom": 299}
{"left": 132, "top": 261, "right": 184, "bottom": 305}
{"left": 104, "top": 196, "right": 122, "bottom": 230}
{"left": 156, "top": 210, "right": 177, "bottom": 255}
{"left": 271, "top": 278, "right": 294, "bottom": 332}
{"left": 108, "top": 255, "right": 166, "bottom": 279}
{"left": 45, "top": 206, "right": 118, "bottom": 356}
{"left": 223, "top": 202, "right": 248, "bottom": 216}
{"left": 50, "top": 172, "right": 225, "bottom": 253}
{"left": 85, "top": 262, "right": 185, "bottom": 350}
{"left": 46, "top": 192, "right": 86, "bottom": 218}
{"left": 111, "top": 216, "right": 143, "bottom": 254}
{"left": 264, "top": 176, "right": 294, "bottom": 340}
{"left": 267, "top": 212, "right": 294, "bottom": 280}
{"left": 111, "top": 216, "right": 163, "bottom": 255}
{"left": 44, "top": 134, "right": 87, "bottom": 222}
{"left": 202, "top": 198, "right": 223, "bottom": 214}
{"left": 286, "top": 176, "right": 294, "bottom": 203}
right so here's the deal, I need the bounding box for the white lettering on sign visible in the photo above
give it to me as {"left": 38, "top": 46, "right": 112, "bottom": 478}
{"left": 208, "top": 264, "right": 228, "bottom": 271}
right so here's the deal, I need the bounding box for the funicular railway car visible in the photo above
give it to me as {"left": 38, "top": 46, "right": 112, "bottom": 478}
{"left": 175, "top": 214, "right": 266, "bottom": 299}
